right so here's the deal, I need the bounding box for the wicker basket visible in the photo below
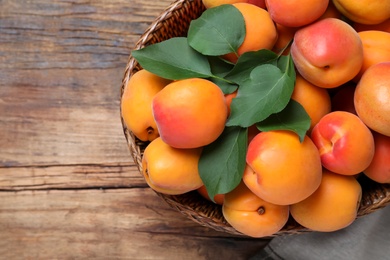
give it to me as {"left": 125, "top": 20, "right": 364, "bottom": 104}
{"left": 120, "top": 0, "right": 390, "bottom": 237}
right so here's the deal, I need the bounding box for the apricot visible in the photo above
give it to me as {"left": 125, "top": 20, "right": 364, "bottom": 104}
{"left": 121, "top": 69, "right": 171, "bottom": 141}
{"left": 265, "top": 0, "right": 329, "bottom": 27}
{"left": 290, "top": 169, "right": 362, "bottom": 232}
{"left": 202, "top": 0, "right": 247, "bottom": 9}
{"left": 291, "top": 18, "right": 363, "bottom": 89}
{"left": 332, "top": 0, "right": 390, "bottom": 25}
{"left": 311, "top": 111, "right": 375, "bottom": 175}
{"left": 354, "top": 62, "right": 390, "bottom": 137}
{"left": 197, "top": 185, "right": 225, "bottom": 205}
{"left": 141, "top": 137, "right": 203, "bottom": 195}
{"left": 152, "top": 78, "right": 228, "bottom": 149}
{"left": 354, "top": 30, "right": 390, "bottom": 81}
{"left": 244, "top": 131, "right": 322, "bottom": 205}
{"left": 224, "top": 3, "right": 278, "bottom": 63}
{"left": 363, "top": 132, "right": 390, "bottom": 183}
{"left": 291, "top": 74, "right": 332, "bottom": 132}
{"left": 222, "top": 181, "right": 289, "bottom": 238}
{"left": 202, "top": 0, "right": 266, "bottom": 9}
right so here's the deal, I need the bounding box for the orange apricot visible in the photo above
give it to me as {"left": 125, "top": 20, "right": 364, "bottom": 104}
{"left": 290, "top": 169, "right": 362, "bottom": 232}
{"left": 224, "top": 3, "right": 278, "bottom": 63}
{"left": 121, "top": 69, "right": 171, "bottom": 141}
{"left": 141, "top": 137, "right": 203, "bottom": 195}
{"left": 222, "top": 181, "right": 289, "bottom": 238}
{"left": 291, "top": 73, "right": 332, "bottom": 133}
{"left": 354, "top": 30, "right": 390, "bottom": 81}
{"left": 244, "top": 131, "right": 322, "bottom": 205}
{"left": 332, "top": 0, "right": 390, "bottom": 25}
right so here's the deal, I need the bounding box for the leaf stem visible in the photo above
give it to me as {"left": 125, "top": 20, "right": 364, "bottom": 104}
{"left": 210, "top": 74, "right": 236, "bottom": 84}
{"left": 277, "top": 39, "right": 294, "bottom": 57}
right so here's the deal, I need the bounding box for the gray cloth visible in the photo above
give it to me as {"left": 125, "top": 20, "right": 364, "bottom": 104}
{"left": 251, "top": 205, "right": 390, "bottom": 260}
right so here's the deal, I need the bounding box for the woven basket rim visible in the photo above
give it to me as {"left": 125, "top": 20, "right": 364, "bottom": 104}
{"left": 120, "top": 0, "right": 390, "bottom": 238}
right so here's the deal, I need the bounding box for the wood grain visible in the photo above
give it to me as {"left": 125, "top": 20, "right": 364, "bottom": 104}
{"left": 0, "top": 189, "right": 268, "bottom": 259}
{"left": 0, "top": 0, "right": 271, "bottom": 258}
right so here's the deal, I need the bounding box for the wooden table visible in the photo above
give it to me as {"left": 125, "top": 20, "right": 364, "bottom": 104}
{"left": 0, "top": 0, "right": 270, "bottom": 258}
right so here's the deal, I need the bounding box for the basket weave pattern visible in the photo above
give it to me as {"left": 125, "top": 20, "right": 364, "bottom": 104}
{"left": 121, "top": 0, "right": 390, "bottom": 237}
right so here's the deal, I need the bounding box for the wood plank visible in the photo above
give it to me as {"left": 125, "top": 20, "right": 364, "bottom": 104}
{"left": 0, "top": 0, "right": 173, "bottom": 166}
{"left": 0, "top": 163, "right": 145, "bottom": 191}
{"left": 0, "top": 188, "right": 269, "bottom": 259}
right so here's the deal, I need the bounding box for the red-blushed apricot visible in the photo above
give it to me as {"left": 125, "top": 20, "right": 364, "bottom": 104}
{"left": 152, "top": 78, "right": 228, "bottom": 149}
{"left": 363, "top": 132, "right": 390, "bottom": 183}
{"left": 290, "top": 169, "right": 362, "bottom": 232}
{"left": 311, "top": 111, "right": 375, "bottom": 175}
{"left": 354, "top": 62, "right": 390, "bottom": 137}
{"left": 245, "top": 131, "right": 322, "bottom": 205}
{"left": 222, "top": 182, "right": 289, "bottom": 238}
{"left": 142, "top": 137, "right": 203, "bottom": 195}
{"left": 265, "top": 0, "right": 329, "bottom": 27}
{"left": 291, "top": 18, "right": 363, "bottom": 89}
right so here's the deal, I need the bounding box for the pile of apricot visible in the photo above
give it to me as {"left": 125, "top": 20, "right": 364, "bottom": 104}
{"left": 121, "top": 0, "right": 390, "bottom": 237}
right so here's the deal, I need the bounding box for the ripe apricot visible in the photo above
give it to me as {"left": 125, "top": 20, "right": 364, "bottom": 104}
{"left": 291, "top": 74, "right": 332, "bottom": 132}
{"left": 244, "top": 131, "right": 322, "bottom": 205}
{"left": 224, "top": 3, "right": 278, "bottom": 63}
{"left": 354, "top": 62, "right": 390, "bottom": 137}
{"left": 202, "top": 0, "right": 266, "bottom": 9}
{"left": 222, "top": 181, "right": 289, "bottom": 238}
{"left": 354, "top": 30, "right": 390, "bottom": 81}
{"left": 290, "top": 169, "right": 362, "bottom": 232}
{"left": 265, "top": 0, "right": 329, "bottom": 27}
{"left": 363, "top": 132, "right": 390, "bottom": 183}
{"left": 311, "top": 111, "right": 375, "bottom": 175}
{"left": 141, "top": 137, "right": 203, "bottom": 195}
{"left": 121, "top": 69, "right": 171, "bottom": 141}
{"left": 152, "top": 78, "right": 228, "bottom": 149}
{"left": 332, "top": 0, "right": 390, "bottom": 25}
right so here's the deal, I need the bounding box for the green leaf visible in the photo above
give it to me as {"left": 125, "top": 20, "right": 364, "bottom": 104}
{"left": 276, "top": 53, "right": 296, "bottom": 80}
{"left": 188, "top": 4, "right": 245, "bottom": 56}
{"left": 207, "top": 56, "right": 238, "bottom": 94}
{"left": 131, "top": 37, "right": 213, "bottom": 80}
{"left": 209, "top": 77, "right": 238, "bottom": 94}
{"left": 226, "top": 63, "right": 295, "bottom": 127}
{"left": 198, "top": 126, "right": 248, "bottom": 201}
{"left": 256, "top": 99, "right": 311, "bottom": 142}
{"left": 225, "top": 49, "right": 278, "bottom": 85}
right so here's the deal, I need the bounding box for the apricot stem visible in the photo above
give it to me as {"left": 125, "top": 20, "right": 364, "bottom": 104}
{"left": 146, "top": 126, "right": 154, "bottom": 135}
{"left": 257, "top": 206, "right": 265, "bottom": 215}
